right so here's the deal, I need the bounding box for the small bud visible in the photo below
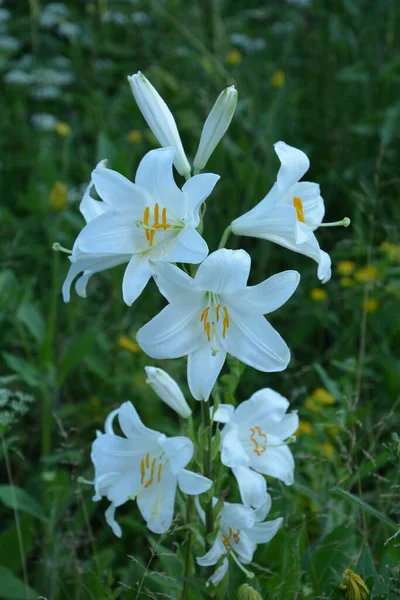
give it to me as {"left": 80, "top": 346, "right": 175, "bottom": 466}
{"left": 237, "top": 584, "right": 263, "bottom": 600}
{"left": 339, "top": 569, "right": 370, "bottom": 600}
{"left": 145, "top": 367, "right": 192, "bottom": 419}
{"left": 54, "top": 121, "right": 71, "bottom": 137}
{"left": 49, "top": 181, "right": 68, "bottom": 212}
{"left": 193, "top": 86, "right": 238, "bottom": 171}
{"left": 128, "top": 72, "right": 191, "bottom": 178}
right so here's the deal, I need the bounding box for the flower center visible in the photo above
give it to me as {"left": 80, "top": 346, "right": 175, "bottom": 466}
{"left": 200, "top": 295, "right": 230, "bottom": 355}
{"left": 221, "top": 526, "right": 241, "bottom": 551}
{"left": 249, "top": 426, "right": 267, "bottom": 456}
{"left": 293, "top": 196, "right": 305, "bottom": 223}
{"left": 140, "top": 452, "right": 163, "bottom": 488}
{"left": 142, "top": 203, "right": 171, "bottom": 247}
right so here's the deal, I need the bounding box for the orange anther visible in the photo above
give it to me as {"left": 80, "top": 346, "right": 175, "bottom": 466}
{"left": 161, "top": 207, "right": 169, "bottom": 230}
{"left": 216, "top": 304, "right": 221, "bottom": 321}
{"left": 293, "top": 196, "right": 305, "bottom": 223}
{"left": 143, "top": 206, "right": 150, "bottom": 241}
{"left": 157, "top": 463, "right": 163, "bottom": 482}
{"left": 154, "top": 202, "right": 160, "bottom": 226}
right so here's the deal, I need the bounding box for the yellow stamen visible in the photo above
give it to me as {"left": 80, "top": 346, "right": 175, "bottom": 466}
{"left": 216, "top": 304, "right": 221, "bottom": 321}
{"left": 293, "top": 196, "right": 305, "bottom": 223}
{"left": 250, "top": 426, "right": 267, "bottom": 456}
{"left": 144, "top": 457, "right": 157, "bottom": 488}
{"left": 157, "top": 463, "right": 163, "bottom": 482}
{"left": 233, "top": 530, "right": 240, "bottom": 544}
{"left": 161, "top": 207, "right": 168, "bottom": 230}
{"left": 222, "top": 306, "right": 230, "bottom": 338}
{"left": 200, "top": 306, "right": 210, "bottom": 322}
{"left": 140, "top": 459, "right": 145, "bottom": 484}
{"left": 143, "top": 206, "right": 150, "bottom": 241}
{"left": 154, "top": 202, "right": 159, "bottom": 226}
{"left": 145, "top": 452, "right": 150, "bottom": 468}
{"left": 222, "top": 527, "right": 233, "bottom": 550}
{"left": 206, "top": 321, "right": 211, "bottom": 342}
{"left": 148, "top": 229, "right": 155, "bottom": 246}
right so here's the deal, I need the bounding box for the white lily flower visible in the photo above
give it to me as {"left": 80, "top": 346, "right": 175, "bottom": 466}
{"left": 193, "top": 86, "right": 238, "bottom": 172}
{"left": 91, "top": 401, "right": 212, "bottom": 536}
{"left": 213, "top": 388, "right": 299, "bottom": 509}
{"left": 137, "top": 248, "right": 300, "bottom": 401}
{"left": 62, "top": 147, "right": 219, "bottom": 305}
{"left": 145, "top": 366, "right": 192, "bottom": 419}
{"left": 231, "top": 142, "right": 349, "bottom": 283}
{"left": 196, "top": 496, "right": 282, "bottom": 567}
{"left": 128, "top": 72, "right": 191, "bottom": 178}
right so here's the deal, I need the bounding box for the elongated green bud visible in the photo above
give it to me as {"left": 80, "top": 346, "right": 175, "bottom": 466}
{"left": 237, "top": 584, "right": 263, "bottom": 600}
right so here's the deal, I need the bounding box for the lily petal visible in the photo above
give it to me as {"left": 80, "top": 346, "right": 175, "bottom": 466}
{"left": 274, "top": 141, "right": 310, "bottom": 190}
{"left": 287, "top": 181, "right": 325, "bottom": 228}
{"left": 187, "top": 343, "right": 227, "bottom": 401}
{"left": 105, "top": 503, "right": 122, "bottom": 537}
{"left": 150, "top": 261, "right": 196, "bottom": 303}
{"left": 159, "top": 436, "right": 193, "bottom": 474}
{"left": 232, "top": 466, "right": 267, "bottom": 510}
{"left": 249, "top": 436, "right": 295, "bottom": 485}
{"left": 177, "top": 469, "right": 212, "bottom": 495}
{"left": 228, "top": 270, "right": 300, "bottom": 315}
{"left": 220, "top": 423, "right": 250, "bottom": 468}
{"left": 213, "top": 404, "right": 235, "bottom": 424}
{"left": 245, "top": 517, "right": 283, "bottom": 544}
{"left": 182, "top": 173, "right": 220, "bottom": 226}
{"left": 118, "top": 401, "right": 162, "bottom": 444}
{"left": 234, "top": 389, "right": 290, "bottom": 428}
{"left": 194, "top": 249, "right": 251, "bottom": 294}
{"left": 77, "top": 210, "right": 138, "bottom": 255}
{"left": 92, "top": 164, "right": 147, "bottom": 214}
{"left": 136, "top": 465, "right": 178, "bottom": 534}
{"left": 158, "top": 226, "right": 209, "bottom": 264}
{"left": 196, "top": 538, "right": 226, "bottom": 566}
{"left": 122, "top": 254, "right": 152, "bottom": 306}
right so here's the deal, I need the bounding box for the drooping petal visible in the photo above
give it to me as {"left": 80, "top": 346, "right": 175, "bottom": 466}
{"left": 137, "top": 299, "right": 205, "bottom": 359}
{"left": 232, "top": 466, "right": 267, "bottom": 510}
{"left": 212, "top": 404, "right": 235, "bottom": 423}
{"left": 220, "top": 423, "right": 250, "bottom": 468}
{"left": 92, "top": 164, "right": 147, "bottom": 214}
{"left": 150, "top": 261, "right": 195, "bottom": 303}
{"left": 122, "top": 254, "right": 152, "bottom": 306}
{"left": 135, "top": 147, "right": 185, "bottom": 219}
{"left": 182, "top": 173, "right": 220, "bottom": 226}
{"left": 77, "top": 210, "right": 138, "bottom": 255}
{"left": 264, "top": 412, "right": 299, "bottom": 440}
{"left": 105, "top": 503, "right": 122, "bottom": 537}
{"left": 234, "top": 389, "right": 290, "bottom": 429}
{"left": 93, "top": 471, "right": 119, "bottom": 501}
{"left": 106, "top": 471, "right": 141, "bottom": 506}
{"left": 80, "top": 160, "right": 110, "bottom": 223}
{"left": 194, "top": 249, "right": 251, "bottom": 294}
{"left": 177, "top": 469, "right": 212, "bottom": 495}
{"left": 274, "top": 141, "right": 310, "bottom": 191}
{"left": 196, "top": 538, "right": 226, "bottom": 566}
{"left": 249, "top": 436, "right": 295, "bottom": 485}
{"left": 245, "top": 517, "right": 283, "bottom": 544}
{"left": 187, "top": 343, "right": 227, "bottom": 401}
{"left": 231, "top": 198, "right": 297, "bottom": 240}
{"left": 317, "top": 249, "right": 332, "bottom": 283}
{"left": 206, "top": 558, "right": 229, "bottom": 588}
{"left": 228, "top": 270, "right": 300, "bottom": 316}
{"left": 136, "top": 465, "right": 178, "bottom": 534}
{"left": 253, "top": 493, "right": 272, "bottom": 522}
{"left": 158, "top": 226, "right": 209, "bottom": 265}
{"left": 159, "top": 436, "right": 193, "bottom": 474}
{"left": 222, "top": 311, "right": 290, "bottom": 372}
{"left": 104, "top": 408, "right": 119, "bottom": 435}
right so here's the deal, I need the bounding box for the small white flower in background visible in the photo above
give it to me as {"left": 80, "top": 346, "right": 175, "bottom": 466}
{"left": 213, "top": 388, "right": 298, "bottom": 509}
{"left": 231, "top": 142, "right": 349, "bottom": 283}
{"left": 31, "top": 113, "right": 58, "bottom": 131}
{"left": 196, "top": 496, "right": 282, "bottom": 568}
{"left": 6, "top": 70, "right": 34, "bottom": 86}
{"left": 128, "top": 72, "right": 191, "bottom": 178}
{"left": 61, "top": 147, "right": 219, "bottom": 305}
{"left": 137, "top": 248, "right": 300, "bottom": 401}
{"left": 193, "top": 86, "right": 238, "bottom": 172}
{"left": 145, "top": 366, "right": 192, "bottom": 419}
{"left": 91, "top": 401, "right": 212, "bottom": 536}
{"left": 0, "top": 36, "right": 22, "bottom": 53}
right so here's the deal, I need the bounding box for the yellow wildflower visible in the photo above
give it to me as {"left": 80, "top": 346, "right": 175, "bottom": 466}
{"left": 118, "top": 335, "right": 140, "bottom": 353}
{"left": 326, "top": 425, "right": 339, "bottom": 437}
{"left": 271, "top": 70, "right": 285, "bottom": 88}
{"left": 296, "top": 420, "right": 313, "bottom": 436}
{"left": 305, "top": 399, "right": 321, "bottom": 412}
{"left": 381, "top": 241, "right": 400, "bottom": 262}
{"left": 339, "top": 569, "right": 370, "bottom": 600}
{"left": 312, "top": 388, "right": 336, "bottom": 405}
{"left": 310, "top": 288, "right": 327, "bottom": 301}
{"left": 363, "top": 298, "right": 378, "bottom": 313}
{"left": 226, "top": 49, "right": 242, "bottom": 66}
{"left": 337, "top": 260, "right": 355, "bottom": 276}
{"left": 127, "top": 129, "right": 143, "bottom": 144}
{"left": 354, "top": 265, "right": 378, "bottom": 283}
{"left": 317, "top": 442, "right": 335, "bottom": 459}
{"left": 340, "top": 277, "right": 354, "bottom": 288}
{"left": 55, "top": 121, "right": 71, "bottom": 137}
{"left": 48, "top": 181, "right": 68, "bottom": 212}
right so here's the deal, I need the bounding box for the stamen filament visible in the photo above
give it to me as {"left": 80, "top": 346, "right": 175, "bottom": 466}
{"left": 309, "top": 217, "right": 351, "bottom": 228}
{"left": 52, "top": 242, "right": 72, "bottom": 254}
{"left": 229, "top": 550, "right": 254, "bottom": 579}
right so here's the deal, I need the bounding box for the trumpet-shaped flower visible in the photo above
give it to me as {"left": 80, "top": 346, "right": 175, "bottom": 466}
{"left": 62, "top": 147, "right": 219, "bottom": 305}
{"left": 145, "top": 366, "right": 192, "bottom": 419}
{"left": 196, "top": 496, "right": 282, "bottom": 567}
{"left": 137, "top": 249, "right": 300, "bottom": 401}
{"left": 231, "top": 142, "right": 349, "bottom": 283}
{"left": 213, "top": 388, "right": 299, "bottom": 508}
{"left": 91, "top": 401, "right": 212, "bottom": 536}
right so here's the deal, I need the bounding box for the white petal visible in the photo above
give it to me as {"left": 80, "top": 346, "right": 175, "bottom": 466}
{"left": 228, "top": 270, "right": 300, "bottom": 315}
{"left": 206, "top": 558, "right": 229, "bottom": 588}
{"left": 182, "top": 173, "right": 220, "bottom": 225}
{"left": 92, "top": 434, "right": 144, "bottom": 472}
{"left": 135, "top": 147, "right": 185, "bottom": 218}
{"left": 196, "top": 538, "right": 226, "bottom": 566}
{"left": 122, "top": 254, "right": 152, "bottom": 306}
{"left": 221, "top": 503, "right": 256, "bottom": 531}
{"left": 220, "top": 423, "right": 250, "bottom": 468}
{"left": 104, "top": 408, "right": 119, "bottom": 434}
{"left": 317, "top": 249, "right": 332, "bottom": 283}
{"left": 118, "top": 401, "right": 161, "bottom": 444}
{"left": 234, "top": 389, "right": 289, "bottom": 428}
{"left": 136, "top": 466, "right": 178, "bottom": 534}
{"left": 107, "top": 472, "right": 140, "bottom": 506}
{"left": 137, "top": 299, "right": 205, "bottom": 359}
{"left": 231, "top": 196, "right": 297, "bottom": 240}
{"left": 222, "top": 311, "right": 290, "bottom": 372}
{"left": 194, "top": 249, "right": 251, "bottom": 294}
{"left": 231, "top": 530, "right": 256, "bottom": 564}
{"left": 253, "top": 494, "right": 272, "bottom": 522}
{"left": 266, "top": 412, "right": 299, "bottom": 440}
{"left": 232, "top": 466, "right": 267, "bottom": 510}
{"left": 250, "top": 437, "right": 295, "bottom": 485}
{"left": 158, "top": 226, "right": 208, "bottom": 264}
{"left": 92, "top": 165, "right": 147, "bottom": 213}
{"left": 150, "top": 261, "right": 195, "bottom": 303}
{"left": 105, "top": 503, "right": 122, "bottom": 537}
{"left": 246, "top": 517, "right": 283, "bottom": 544}
{"left": 80, "top": 161, "right": 111, "bottom": 223}
{"left": 145, "top": 366, "right": 192, "bottom": 419}
{"left": 177, "top": 469, "right": 212, "bottom": 494}
{"left": 274, "top": 141, "right": 310, "bottom": 190}
{"left": 287, "top": 181, "right": 325, "bottom": 228}
{"left": 77, "top": 210, "right": 137, "bottom": 255}
{"left": 159, "top": 436, "right": 193, "bottom": 474}
{"left": 187, "top": 343, "right": 227, "bottom": 401}
{"left": 212, "top": 404, "right": 235, "bottom": 423}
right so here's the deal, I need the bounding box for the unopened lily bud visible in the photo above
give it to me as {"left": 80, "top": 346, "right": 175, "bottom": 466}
{"left": 193, "top": 85, "right": 238, "bottom": 171}
{"left": 237, "top": 584, "right": 263, "bottom": 600}
{"left": 128, "top": 72, "right": 191, "bottom": 178}
{"left": 145, "top": 366, "right": 192, "bottom": 419}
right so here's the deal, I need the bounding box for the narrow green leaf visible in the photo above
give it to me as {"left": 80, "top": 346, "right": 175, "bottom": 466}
{"left": 332, "top": 488, "right": 397, "bottom": 531}
{"left": 0, "top": 566, "right": 38, "bottom": 599}
{"left": 0, "top": 485, "right": 48, "bottom": 523}
{"left": 2, "top": 353, "right": 42, "bottom": 388}
{"left": 16, "top": 302, "right": 45, "bottom": 344}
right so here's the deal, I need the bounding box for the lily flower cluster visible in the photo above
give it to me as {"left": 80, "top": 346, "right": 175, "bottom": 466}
{"left": 57, "top": 71, "right": 349, "bottom": 590}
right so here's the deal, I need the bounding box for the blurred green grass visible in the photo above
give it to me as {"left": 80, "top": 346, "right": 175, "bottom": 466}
{"left": 0, "top": 0, "right": 399, "bottom": 598}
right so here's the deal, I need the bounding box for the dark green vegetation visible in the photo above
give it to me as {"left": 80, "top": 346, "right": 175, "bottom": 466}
{"left": 1, "top": 0, "right": 399, "bottom": 598}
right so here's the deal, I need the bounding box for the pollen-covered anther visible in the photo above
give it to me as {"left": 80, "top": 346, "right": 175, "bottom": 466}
{"left": 293, "top": 196, "right": 305, "bottom": 223}
{"left": 140, "top": 453, "right": 162, "bottom": 488}
{"left": 250, "top": 426, "right": 268, "bottom": 456}
{"left": 142, "top": 202, "right": 171, "bottom": 247}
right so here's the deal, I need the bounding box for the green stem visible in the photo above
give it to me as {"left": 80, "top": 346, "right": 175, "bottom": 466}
{"left": 201, "top": 401, "right": 214, "bottom": 545}
{"left": 218, "top": 225, "right": 231, "bottom": 249}
{"left": 182, "top": 495, "right": 194, "bottom": 600}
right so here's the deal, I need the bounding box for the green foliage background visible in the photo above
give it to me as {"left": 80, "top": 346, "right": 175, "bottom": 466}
{"left": 0, "top": 0, "right": 399, "bottom": 598}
